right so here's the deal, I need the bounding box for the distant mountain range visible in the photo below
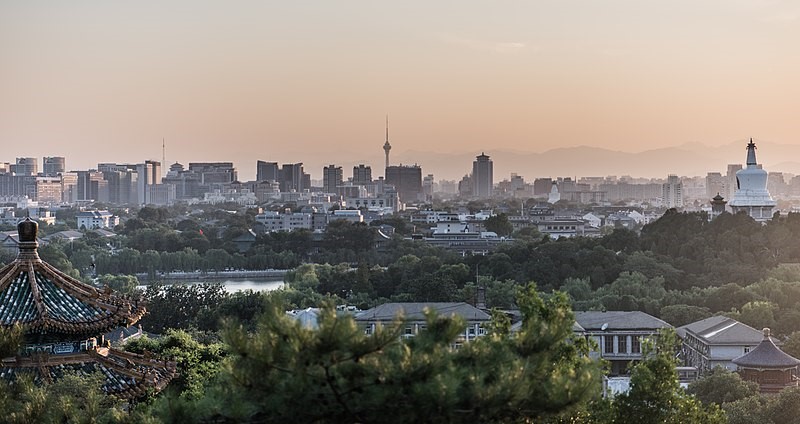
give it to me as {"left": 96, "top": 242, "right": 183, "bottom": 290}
{"left": 386, "top": 140, "right": 800, "bottom": 181}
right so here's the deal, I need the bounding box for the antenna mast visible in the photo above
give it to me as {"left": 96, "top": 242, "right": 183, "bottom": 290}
{"left": 162, "top": 138, "right": 166, "bottom": 176}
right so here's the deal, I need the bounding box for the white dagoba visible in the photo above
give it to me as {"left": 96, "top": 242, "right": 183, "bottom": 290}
{"left": 548, "top": 181, "right": 561, "bottom": 204}
{"left": 728, "top": 139, "right": 776, "bottom": 222}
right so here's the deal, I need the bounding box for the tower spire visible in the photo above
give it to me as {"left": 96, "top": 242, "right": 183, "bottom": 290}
{"left": 383, "top": 114, "right": 392, "bottom": 170}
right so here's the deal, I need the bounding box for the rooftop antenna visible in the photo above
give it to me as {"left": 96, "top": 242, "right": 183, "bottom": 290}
{"left": 162, "top": 138, "right": 166, "bottom": 175}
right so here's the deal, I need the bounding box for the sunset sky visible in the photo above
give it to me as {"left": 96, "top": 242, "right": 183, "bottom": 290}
{"left": 2, "top": 1, "right": 799, "bottom": 179}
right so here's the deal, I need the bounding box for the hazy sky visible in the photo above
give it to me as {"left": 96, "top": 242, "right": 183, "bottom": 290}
{"left": 2, "top": 1, "right": 799, "bottom": 179}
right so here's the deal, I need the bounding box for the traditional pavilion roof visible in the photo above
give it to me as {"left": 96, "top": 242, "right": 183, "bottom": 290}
{"left": 0, "top": 219, "right": 175, "bottom": 398}
{"left": 732, "top": 328, "right": 800, "bottom": 369}
{"left": 0, "top": 219, "right": 145, "bottom": 336}
{"left": 0, "top": 347, "right": 176, "bottom": 399}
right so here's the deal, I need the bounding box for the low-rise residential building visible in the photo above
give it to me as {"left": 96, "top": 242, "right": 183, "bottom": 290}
{"left": 254, "top": 211, "right": 312, "bottom": 232}
{"left": 421, "top": 231, "right": 508, "bottom": 256}
{"left": 677, "top": 315, "right": 764, "bottom": 373}
{"left": 76, "top": 210, "right": 119, "bottom": 229}
{"left": 331, "top": 209, "right": 364, "bottom": 224}
{"left": 356, "top": 303, "right": 491, "bottom": 347}
{"left": 575, "top": 311, "right": 672, "bottom": 376}
{"left": 536, "top": 219, "right": 601, "bottom": 239}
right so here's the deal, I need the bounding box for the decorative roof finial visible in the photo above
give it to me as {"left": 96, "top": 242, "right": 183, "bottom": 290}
{"left": 746, "top": 138, "right": 758, "bottom": 166}
{"left": 763, "top": 327, "right": 771, "bottom": 339}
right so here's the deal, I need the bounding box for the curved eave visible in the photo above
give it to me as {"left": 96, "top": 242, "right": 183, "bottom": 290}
{"left": 0, "top": 259, "right": 146, "bottom": 336}
{"left": 1, "top": 348, "right": 176, "bottom": 399}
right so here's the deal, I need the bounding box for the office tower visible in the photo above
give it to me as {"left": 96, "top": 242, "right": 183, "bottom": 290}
{"left": 472, "top": 153, "right": 493, "bottom": 198}
{"left": 60, "top": 172, "right": 78, "bottom": 203}
{"left": 11, "top": 158, "right": 37, "bottom": 176}
{"left": 726, "top": 164, "right": 743, "bottom": 201}
{"left": 256, "top": 161, "right": 280, "bottom": 182}
{"left": 352, "top": 164, "right": 372, "bottom": 185}
{"left": 706, "top": 172, "right": 725, "bottom": 200}
{"left": 188, "top": 162, "right": 237, "bottom": 184}
{"left": 35, "top": 177, "right": 62, "bottom": 204}
{"left": 163, "top": 162, "right": 200, "bottom": 199}
{"left": 280, "top": 163, "right": 308, "bottom": 192}
{"left": 385, "top": 164, "right": 422, "bottom": 203}
{"left": 42, "top": 157, "right": 65, "bottom": 176}
{"left": 458, "top": 174, "right": 473, "bottom": 197}
{"left": 99, "top": 164, "right": 139, "bottom": 205}
{"left": 323, "top": 165, "right": 343, "bottom": 194}
{"left": 662, "top": 174, "right": 683, "bottom": 208}
{"left": 423, "top": 174, "right": 434, "bottom": 200}
{"left": 136, "top": 160, "right": 162, "bottom": 204}
{"left": 533, "top": 178, "right": 553, "bottom": 196}
{"left": 76, "top": 171, "right": 108, "bottom": 202}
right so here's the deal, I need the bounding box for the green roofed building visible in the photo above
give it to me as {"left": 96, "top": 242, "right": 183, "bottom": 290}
{"left": 0, "top": 218, "right": 175, "bottom": 398}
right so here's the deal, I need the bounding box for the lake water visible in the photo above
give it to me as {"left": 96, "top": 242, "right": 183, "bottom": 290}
{"left": 139, "top": 278, "right": 284, "bottom": 293}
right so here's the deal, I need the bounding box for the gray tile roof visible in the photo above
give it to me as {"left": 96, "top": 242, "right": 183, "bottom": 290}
{"left": 356, "top": 302, "right": 491, "bottom": 322}
{"left": 574, "top": 311, "right": 672, "bottom": 331}
{"left": 677, "top": 316, "right": 764, "bottom": 345}
{"left": 733, "top": 330, "right": 800, "bottom": 369}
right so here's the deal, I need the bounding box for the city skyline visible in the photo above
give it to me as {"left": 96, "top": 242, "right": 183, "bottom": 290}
{"left": 2, "top": 1, "right": 800, "bottom": 180}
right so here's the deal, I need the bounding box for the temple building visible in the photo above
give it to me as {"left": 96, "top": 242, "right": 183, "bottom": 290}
{"left": 728, "top": 139, "right": 776, "bottom": 222}
{"left": 710, "top": 193, "right": 727, "bottom": 220}
{"left": 732, "top": 328, "right": 800, "bottom": 394}
{"left": 0, "top": 218, "right": 175, "bottom": 398}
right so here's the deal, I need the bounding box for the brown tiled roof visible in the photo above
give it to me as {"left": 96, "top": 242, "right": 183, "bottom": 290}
{"left": 732, "top": 329, "right": 800, "bottom": 369}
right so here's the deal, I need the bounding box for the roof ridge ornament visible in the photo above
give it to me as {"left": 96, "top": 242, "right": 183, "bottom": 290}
{"left": 16, "top": 218, "right": 40, "bottom": 261}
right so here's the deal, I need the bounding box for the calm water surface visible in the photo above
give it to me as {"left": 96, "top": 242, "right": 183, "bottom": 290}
{"left": 139, "top": 278, "right": 284, "bottom": 293}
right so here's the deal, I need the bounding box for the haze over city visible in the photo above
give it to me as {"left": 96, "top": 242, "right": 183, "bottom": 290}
{"left": 2, "top": 1, "right": 800, "bottom": 179}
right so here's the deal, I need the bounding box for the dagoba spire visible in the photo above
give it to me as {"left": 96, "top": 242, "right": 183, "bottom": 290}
{"left": 746, "top": 138, "right": 757, "bottom": 166}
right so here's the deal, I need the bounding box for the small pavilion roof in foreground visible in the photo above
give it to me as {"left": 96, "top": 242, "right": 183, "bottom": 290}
{"left": 0, "top": 218, "right": 174, "bottom": 399}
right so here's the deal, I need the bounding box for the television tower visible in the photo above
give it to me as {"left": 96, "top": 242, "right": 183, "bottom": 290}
{"left": 383, "top": 115, "right": 391, "bottom": 170}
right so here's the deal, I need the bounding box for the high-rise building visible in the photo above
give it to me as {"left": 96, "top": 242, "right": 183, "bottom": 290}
{"left": 188, "top": 162, "right": 237, "bottom": 184}
{"left": 423, "top": 174, "right": 435, "bottom": 201}
{"left": 706, "top": 172, "right": 726, "bottom": 200}
{"left": 11, "top": 158, "right": 37, "bottom": 176}
{"left": 661, "top": 174, "right": 683, "bottom": 208}
{"left": 135, "top": 160, "right": 162, "bottom": 204}
{"left": 256, "top": 161, "right": 280, "bottom": 182}
{"left": 61, "top": 172, "right": 78, "bottom": 204}
{"left": 726, "top": 164, "right": 743, "bottom": 201}
{"left": 76, "top": 171, "right": 108, "bottom": 202}
{"left": 42, "top": 157, "right": 65, "bottom": 176}
{"left": 280, "top": 163, "right": 308, "bottom": 192}
{"left": 472, "top": 153, "right": 493, "bottom": 198}
{"left": 352, "top": 164, "right": 372, "bottom": 186}
{"left": 323, "top": 165, "right": 343, "bottom": 194}
{"left": 35, "top": 177, "right": 63, "bottom": 204}
{"left": 768, "top": 172, "right": 787, "bottom": 198}
{"left": 385, "top": 165, "right": 422, "bottom": 204}
{"left": 533, "top": 178, "right": 553, "bottom": 196}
